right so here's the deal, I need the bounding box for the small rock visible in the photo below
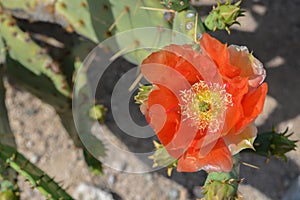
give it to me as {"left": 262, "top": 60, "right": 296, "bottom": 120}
{"left": 168, "top": 188, "right": 179, "bottom": 199}
{"left": 73, "top": 183, "right": 114, "bottom": 200}
{"left": 25, "top": 108, "right": 37, "bottom": 116}
{"left": 145, "top": 173, "right": 152, "bottom": 181}
{"left": 26, "top": 140, "right": 33, "bottom": 148}
{"left": 107, "top": 174, "right": 115, "bottom": 187}
{"left": 30, "top": 155, "right": 39, "bottom": 164}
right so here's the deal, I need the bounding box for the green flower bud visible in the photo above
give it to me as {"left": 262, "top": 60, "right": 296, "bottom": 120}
{"left": 149, "top": 141, "right": 177, "bottom": 176}
{"left": 253, "top": 128, "right": 297, "bottom": 162}
{"left": 202, "top": 155, "right": 241, "bottom": 200}
{"left": 204, "top": 0, "right": 245, "bottom": 34}
{"left": 134, "top": 84, "right": 153, "bottom": 105}
{"left": 89, "top": 104, "right": 107, "bottom": 123}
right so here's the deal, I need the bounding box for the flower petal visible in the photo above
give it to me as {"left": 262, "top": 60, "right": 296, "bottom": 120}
{"left": 224, "top": 123, "right": 257, "bottom": 155}
{"left": 222, "top": 77, "right": 249, "bottom": 134}
{"left": 147, "top": 85, "right": 199, "bottom": 159}
{"left": 228, "top": 45, "right": 266, "bottom": 88}
{"left": 147, "top": 85, "right": 181, "bottom": 146}
{"left": 142, "top": 45, "right": 202, "bottom": 84}
{"left": 200, "top": 33, "right": 241, "bottom": 78}
{"left": 177, "top": 139, "right": 233, "bottom": 172}
{"left": 236, "top": 83, "right": 268, "bottom": 131}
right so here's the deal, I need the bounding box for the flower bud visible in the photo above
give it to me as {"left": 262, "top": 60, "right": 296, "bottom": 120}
{"left": 204, "top": 0, "right": 244, "bottom": 33}
{"left": 253, "top": 128, "right": 297, "bottom": 162}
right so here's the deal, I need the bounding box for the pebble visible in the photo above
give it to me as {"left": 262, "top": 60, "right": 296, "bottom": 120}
{"left": 26, "top": 140, "right": 33, "bottom": 148}
{"left": 168, "top": 188, "right": 179, "bottom": 199}
{"left": 73, "top": 183, "right": 114, "bottom": 200}
{"left": 107, "top": 174, "right": 115, "bottom": 187}
{"left": 30, "top": 155, "right": 39, "bottom": 164}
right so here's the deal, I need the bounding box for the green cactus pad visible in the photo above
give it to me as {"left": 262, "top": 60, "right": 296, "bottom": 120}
{"left": 109, "top": 0, "right": 173, "bottom": 64}
{"left": 0, "top": 11, "right": 71, "bottom": 97}
{"left": 0, "top": 68, "right": 16, "bottom": 148}
{"left": 73, "top": 66, "right": 107, "bottom": 159}
{"left": 0, "top": 143, "right": 74, "bottom": 200}
{"left": 1, "top": 0, "right": 114, "bottom": 43}
{"left": 0, "top": 37, "right": 5, "bottom": 65}
{"left": 160, "top": 0, "right": 189, "bottom": 12}
{"left": 55, "top": 0, "right": 114, "bottom": 43}
{"left": 0, "top": 0, "right": 46, "bottom": 11}
{"left": 6, "top": 56, "right": 70, "bottom": 112}
{"left": 172, "top": 6, "right": 206, "bottom": 41}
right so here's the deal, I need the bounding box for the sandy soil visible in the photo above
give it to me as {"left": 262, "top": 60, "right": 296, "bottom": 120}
{"left": 3, "top": 0, "right": 300, "bottom": 199}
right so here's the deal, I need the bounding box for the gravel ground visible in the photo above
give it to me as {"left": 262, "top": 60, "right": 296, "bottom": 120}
{"left": 3, "top": 0, "right": 300, "bottom": 199}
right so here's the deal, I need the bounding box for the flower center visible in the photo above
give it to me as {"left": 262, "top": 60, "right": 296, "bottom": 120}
{"left": 180, "top": 81, "right": 232, "bottom": 132}
{"left": 198, "top": 101, "right": 210, "bottom": 112}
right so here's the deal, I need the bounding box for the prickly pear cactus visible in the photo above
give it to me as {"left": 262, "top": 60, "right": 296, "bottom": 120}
{"left": 0, "top": 10, "right": 71, "bottom": 97}
{"left": 55, "top": 0, "right": 114, "bottom": 42}
{"left": 0, "top": 0, "right": 114, "bottom": 43}
{"left": 0, "top": 143, "right": 74, "bottom": 200}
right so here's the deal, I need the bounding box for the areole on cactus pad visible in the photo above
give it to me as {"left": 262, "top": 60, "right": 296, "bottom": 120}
{"left": 137, "top": 33, "right": 268, "bottom": 173}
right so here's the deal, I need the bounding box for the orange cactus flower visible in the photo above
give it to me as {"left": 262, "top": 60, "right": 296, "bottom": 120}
{"left": 140, "top": 33, "right": 268, "bottom": 172}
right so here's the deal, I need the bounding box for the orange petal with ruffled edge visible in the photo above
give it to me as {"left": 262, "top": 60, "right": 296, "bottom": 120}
{"left": 177, "top": 139, "right": 233, "bottom": 172}
{"left": 224, "top": 123, "right": 257, "bottom": 155}
{"left": 200, "top": 33, "right": 241, "bottom": 79}
{"left": 142, "top": 45, "right": 202, "bottom": 84}
{"left": 228, "top": 45, "right": 266, "bottom": 88}
{"left": 236, "top": 83, "right": 268, "bottom": 131}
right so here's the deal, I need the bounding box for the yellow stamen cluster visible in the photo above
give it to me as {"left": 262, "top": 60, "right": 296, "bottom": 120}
{"left": 180, "top": 81, "right": 232, "bottom": 132}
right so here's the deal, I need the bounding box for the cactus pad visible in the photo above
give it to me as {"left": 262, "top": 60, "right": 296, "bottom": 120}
{"left": 0, "top": 11, "right": 71, "bottom": 97}
{"left": 109, "top": 0, "right": 173, "bottom": 64}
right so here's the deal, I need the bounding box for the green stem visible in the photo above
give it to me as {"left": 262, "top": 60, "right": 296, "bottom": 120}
{"left": 0, "top": 144, "right": 74, "bottom": 200}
